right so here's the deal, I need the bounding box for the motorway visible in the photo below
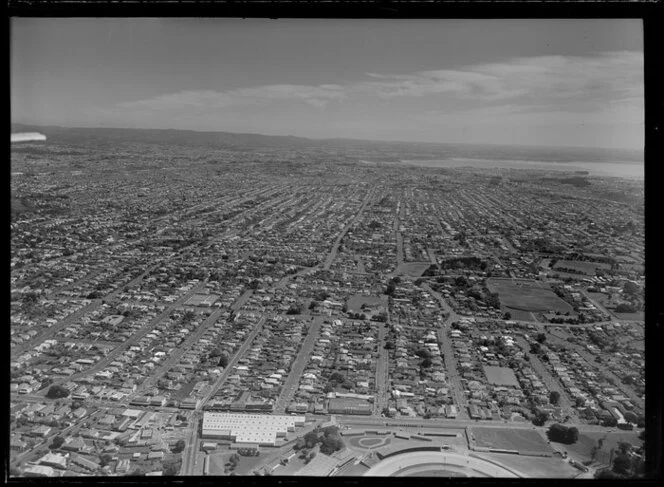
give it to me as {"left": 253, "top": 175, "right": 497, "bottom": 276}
{"left": 273, "top": 316, "right": 322, "bottom": 414}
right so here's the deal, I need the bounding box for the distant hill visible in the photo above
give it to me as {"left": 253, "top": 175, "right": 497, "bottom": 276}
{"left": 11, "top": 123, "right": 643, "bottom": 164}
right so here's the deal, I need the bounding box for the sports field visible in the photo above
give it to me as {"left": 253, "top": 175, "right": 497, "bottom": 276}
{"left": 364, "top": 451, "right": 519, "bottom": 477}
{"left": 486, "top": 278, "right": 573, "bottom": 313}
{"left": 553, "top": 260, "right": 611, "bottom": 276}
{"left": 470, "top": 427, "right": 552, "bottom": 456}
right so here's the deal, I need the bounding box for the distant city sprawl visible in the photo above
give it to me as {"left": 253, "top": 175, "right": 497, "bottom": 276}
{"left": 10, "top": 131, "right": 644, "bottom": 478}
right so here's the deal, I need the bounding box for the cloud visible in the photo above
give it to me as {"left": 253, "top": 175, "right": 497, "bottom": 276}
{"left": 118, "top": 83, "right": 346, "bottom": 111}
{"left": 113, "top": 50, "right": 642, "bottom": 121}
{"left": 357, "top": 50, "right": 643, "bottom": 105}
{"left": 11, "top": 132, "right": 47, "bottom": 143}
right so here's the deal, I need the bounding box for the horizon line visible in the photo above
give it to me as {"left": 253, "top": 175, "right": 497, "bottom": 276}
{"left": 11, "top": 122, "right": 644, "bottom": 154}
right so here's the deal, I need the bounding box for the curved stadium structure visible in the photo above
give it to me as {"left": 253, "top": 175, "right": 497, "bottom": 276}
{"left": 364, "top": 450, "right": 521, "bottom": 477}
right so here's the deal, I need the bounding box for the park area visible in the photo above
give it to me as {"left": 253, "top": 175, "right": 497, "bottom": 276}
{"left": 470, "top": 427, "right": 552, "bottom": 456}
{"left": 486, "top": 278, "right": 574, "bottom": 314}
{"left": 555, "top": 430, "right": 643, "bottom": 467}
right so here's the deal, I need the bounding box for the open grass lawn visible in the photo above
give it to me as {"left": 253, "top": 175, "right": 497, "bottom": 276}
{"left": 553, "top": 260, "right": 611, "bottom": 275}
{"left": 559, "top": 431, "right": 643, "bottom": 464}
{"left": 487, "top": 278, "right": 573, "bottom": 313}
{"left": 234, "top": 453, "right": 269, "bottom": 475}
{"left": 612, "top": 311, "right": 645, "bottom": 321}
{"left": 476, "top": 452, "right": 578, "bottom": 478}
{"left": 346, "top": 294, "right": 386, "bottom": 312}
{"left": 471, "top": 427, "right": 552, "bottom": 455}
{"left": 337, "top": 463, "right": 370, "bottom": 476}
{"left": 272, "top": 455, "right": 308, "bottom": 475}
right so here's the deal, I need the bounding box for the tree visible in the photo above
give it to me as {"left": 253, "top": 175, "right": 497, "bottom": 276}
{"left": 173, "top": 439, "right": 186, "bottom": 453}
{"left": 536, "top": 333, "right": 547, "bottom": 344}
{"left": 549, "top": 391, "right": 561, "bottom": 406}
{"left": 295, "top": 437, "right": 306, "bottom": 450}
{"left": 51, "top": 435, "right": 65, "bottom": 449}
{"left": 46, "top": 385, "right": 70, "bottom": 399}
{"left": 415, "top": 349, "right": 432, "bottom": 359}
{"left": 218, "top": 353, "right": 230, "bottom": 368}
{"left": 421, "top": 358, "right": 433, "bottom": 369}
{"left": 615, "top": 303, "right": 637, "bottom": 313}
{"left": 612, "top": 454, "right": 632, "bottom": 475}
{"left": 100, "top": 453, "right": 114, "bottom": 467}
{"left": 304, "top": 431, "right": 319, "bottom": 449}
{"left": 565, "top": 426, "right": 579, "bottom": 444}
{"left": 623, "top": 281, "right": 640, "bottom": 295}
{"left": 595, "top": 468, "right": 624, "bottom": 479}
{"left": 530, "top": 342, "right": 542, "bottom": 355}
{"left": 532, "top": 410, "right": 549, "bottom": 426}
{"left": 503, "top": 312, "right": 511, "bottom": 320}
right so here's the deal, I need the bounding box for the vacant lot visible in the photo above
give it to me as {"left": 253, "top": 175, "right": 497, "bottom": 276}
{"left": 486, "top": 279, "right": 573, "bottom": 314}
{"left": 470, "top": 427, "right": 552, "bottom": 456}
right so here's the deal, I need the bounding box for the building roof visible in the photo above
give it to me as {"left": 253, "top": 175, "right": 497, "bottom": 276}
{"left": 202, "top": 412, "right": 305, "bottom": 444}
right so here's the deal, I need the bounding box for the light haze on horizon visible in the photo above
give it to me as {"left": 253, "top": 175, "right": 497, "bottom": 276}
{"left": 11, "top": 19, "right": 644, "bottom": 151}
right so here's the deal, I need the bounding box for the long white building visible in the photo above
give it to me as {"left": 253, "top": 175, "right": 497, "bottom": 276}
{"left": 201, "top": 412, "right": 306, "bottom": 446}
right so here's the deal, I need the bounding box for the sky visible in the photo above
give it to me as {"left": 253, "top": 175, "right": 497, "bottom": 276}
{"left": 11, "top": 19, "right": 644, "bottom": 150}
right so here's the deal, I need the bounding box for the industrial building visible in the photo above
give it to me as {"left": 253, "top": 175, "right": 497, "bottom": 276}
{"left": 201, "top": 412, "right": 305, "bottom": 446}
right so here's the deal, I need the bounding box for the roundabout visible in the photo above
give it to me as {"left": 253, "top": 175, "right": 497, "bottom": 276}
{"left": 363, "top": 451, "right": 521, "bottom": 477}
{"left": 348, "top": 435, "right": 392, "bottom": 450}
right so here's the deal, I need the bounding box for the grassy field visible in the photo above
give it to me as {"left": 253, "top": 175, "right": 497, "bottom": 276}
{"left": 470, "top": 427, "right": 552, "bottom": 456}
{"left": 475, "top": 452, "right": 579, "bottom": 478}
{"left": 558, "top": 430, "right": 643, "bottom": 465}
{"left": 486, "top": 278, "right": 573, "bottom": 313}
{"left": 346, "top": 295, "right": 386, "bottom": 313}
{"left": 504, "top": 309, "right": 536, "bottom": 321}
{"left": 553, "top": 260, "right": 611, "bottom": 275}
